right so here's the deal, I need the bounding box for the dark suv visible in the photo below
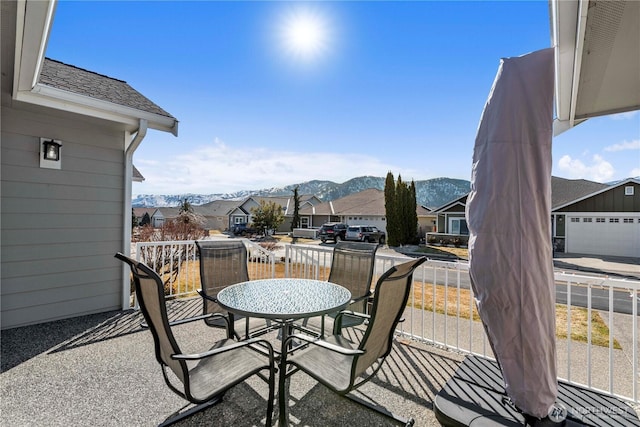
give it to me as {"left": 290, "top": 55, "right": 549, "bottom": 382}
{"left": 232, "top": 222, "right": 257, "bottom": 236}
{"left": 318, "top": 222, "right": 348, "bottom": 243}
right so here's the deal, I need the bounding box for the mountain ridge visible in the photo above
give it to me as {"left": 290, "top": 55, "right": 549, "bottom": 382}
{"left": 132, "top": 176, "right": 471, "bottom": 209}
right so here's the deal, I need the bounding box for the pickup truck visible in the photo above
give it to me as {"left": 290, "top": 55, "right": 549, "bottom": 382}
{"left": 232, "top": 223, "right": 257, "bottom": 236}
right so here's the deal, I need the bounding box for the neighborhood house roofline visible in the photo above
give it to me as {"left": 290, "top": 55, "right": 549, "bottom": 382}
{"left": 432, "top": 195, "right": 468, "bottom": 213}
{"left": 552, "top": 177, "right": 640, "bottom": 211}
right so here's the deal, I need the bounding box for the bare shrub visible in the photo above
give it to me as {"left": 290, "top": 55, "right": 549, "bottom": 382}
{"left": 134, "top": 211, "right": 207, "bottom": 295}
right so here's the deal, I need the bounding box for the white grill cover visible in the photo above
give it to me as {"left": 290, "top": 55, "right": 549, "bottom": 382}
{"left": 466, "top": 48, "right": 557, "bottom": 419}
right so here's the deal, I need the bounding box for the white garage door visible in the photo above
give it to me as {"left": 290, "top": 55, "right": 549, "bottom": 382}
{"left": 566, "top": 215, "right": 640, "bottom": 257}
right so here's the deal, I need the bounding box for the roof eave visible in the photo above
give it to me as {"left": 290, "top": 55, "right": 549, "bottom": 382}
{"left": 551, "top": 0, "right": 586, "bottom": 136}
{"left": 17, "top": 84, "right": 179, "bottom": 136}
{"left": 12, "top": 0, "right": 56, "bottom": 97}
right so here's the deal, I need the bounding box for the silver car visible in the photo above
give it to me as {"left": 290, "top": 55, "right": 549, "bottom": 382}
{"left": 345, "top": 225, "right": 386, "bottom": 244}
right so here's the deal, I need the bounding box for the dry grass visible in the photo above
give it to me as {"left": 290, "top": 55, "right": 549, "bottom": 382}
{"left": 555, "top": 305, "right": 621, "bottom": 349}
{"left": 409, "top": 281, "right": 619, "bottom": 348}
{"left": 416, "top": 245, "right": 469, "bottom": 259}
{"left": 161, "top": 259, "right": 619, "bottom": 349}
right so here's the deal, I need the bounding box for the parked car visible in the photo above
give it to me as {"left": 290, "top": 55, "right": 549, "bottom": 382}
{"left": 318, "top": 222, "right": 348, "bottom": 243}
{"left": 232, "top": 222, "right": 257, "bottom": 236}
{"left": 345, "top": 225, "right": 386, "bottom": 245}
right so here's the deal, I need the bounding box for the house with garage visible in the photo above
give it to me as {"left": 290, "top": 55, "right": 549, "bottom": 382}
{"left": 296, "top": 188, "right": 436, "bottom": 237}
{"left": 299, "top": 188, "right": 387, "bottom": 230}
{"left": 228, "top": 194, "right": 322, "bottom": 233}
{"left": 1, "top": 0, "right": 178, "bottom": 328}
{"left": 552, "top": 177, "right": 639, "bottom": 257}
{"left": 430, "top": 176, "right": 640, "bottom": 257}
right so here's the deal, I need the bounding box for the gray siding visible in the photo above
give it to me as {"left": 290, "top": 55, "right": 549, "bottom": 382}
{"left": 1, "top": 106, "right": 126, "bottom": 329}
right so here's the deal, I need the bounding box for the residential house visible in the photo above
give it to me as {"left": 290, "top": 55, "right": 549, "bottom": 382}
{"left": 297, "top": 188, "right": 434, "bottom": 236}
{"left": 431, "top": 177, "right": 640, "bottom": 257}
{"left": 1, "top": 0, "right": 178, "bottom": 328}
{"left": 150, "top": 207, "right": 180, "bottom": 228}
{"left": 133, "top": 207, "right": 156, "bottom": 227}
{"left": 552, "top": 177, "right": 639, "bottom": 257}
{"left": 417, "top": 205, "right": 437, "bottom": 236}
{"left": 193, "top": 199, "right": 241, "bottom": 232}
{"left": 299, "top": 188, "right": 387, "bottom": 230}
{"left": 229, "top": 195, "right": 322, "bottom": 233}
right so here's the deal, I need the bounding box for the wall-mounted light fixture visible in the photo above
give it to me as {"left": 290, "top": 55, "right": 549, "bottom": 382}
{"left": 40, "top": 138, "right": 62, "bottom": 169}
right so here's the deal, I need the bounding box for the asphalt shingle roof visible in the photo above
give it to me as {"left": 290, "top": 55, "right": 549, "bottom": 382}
{"left": 551, "top": 176, "right": 609, "bottom": 209}
{"left": 39, "top": 58, "right": 174, "bottom": 119}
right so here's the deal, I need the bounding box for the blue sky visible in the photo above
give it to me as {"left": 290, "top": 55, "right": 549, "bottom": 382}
{"left": 46, "top": 1, "right": 640, "bottom": 196}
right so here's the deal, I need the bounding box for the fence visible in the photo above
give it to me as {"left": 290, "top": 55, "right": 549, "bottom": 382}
{"left": 133, "top": 239, "right": 639, "bottom": 404}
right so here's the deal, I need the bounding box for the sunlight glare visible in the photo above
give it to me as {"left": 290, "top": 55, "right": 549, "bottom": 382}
{"left": 279, "top": 8, "right": 330, "bottom": 63}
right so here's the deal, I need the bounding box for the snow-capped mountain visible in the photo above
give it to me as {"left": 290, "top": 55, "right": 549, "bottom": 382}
{"left": 132, "top": 176, "right": 471, "bottom": 209}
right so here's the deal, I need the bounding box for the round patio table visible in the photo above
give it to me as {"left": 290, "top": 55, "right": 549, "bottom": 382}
{"left": 217, "top": 278, "right": 351, "bottom": 426}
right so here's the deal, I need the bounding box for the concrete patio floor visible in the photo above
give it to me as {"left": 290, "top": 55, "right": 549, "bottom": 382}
{"left": 1, "top": 297, "right": 465, "bottom": 426}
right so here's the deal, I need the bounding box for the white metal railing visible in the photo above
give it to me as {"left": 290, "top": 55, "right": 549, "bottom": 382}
{"left": 132, "top": 239, "right": 639, "bottom": 404}
{"left": 283, "top": 243, "right": 640, "bottom": 404}
{"left": 133, "top": 238, "right": 276, "bottom": 301}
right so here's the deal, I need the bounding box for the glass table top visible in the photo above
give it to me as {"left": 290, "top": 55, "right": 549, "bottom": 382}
{"left": 217, "top": 278, "right": 351, "bottom": 319}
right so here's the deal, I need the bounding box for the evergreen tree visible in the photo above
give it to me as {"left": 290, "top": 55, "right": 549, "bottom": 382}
{"left": 384, "top": 171, "right": 399, "bottom": 246}
{"left": 408, "top": 180, "right": 418, "bottom": 243}
{"left": 178, "top": 197, "right": 193, "bottom": 214}
{"left": 385, "top": 172, "right": 419, "bottom": 246}
{"left": 291, "top": 187, "right": 301, "bottom": 232}
{"left": 131, "top": 208, "right": 139, "bottom": 230}
{"left": 396, "top": 175, "right": 409, "bottom": 244}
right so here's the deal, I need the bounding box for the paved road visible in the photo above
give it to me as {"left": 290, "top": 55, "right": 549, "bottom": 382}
{"left": 555, "top": 283, "right": 637, "bottom": 315}
{"left": 412, "top": 257, "right": 639, "bottom": 314}
{"left": 294, "top": 243, "right": 640, "bottom": 314}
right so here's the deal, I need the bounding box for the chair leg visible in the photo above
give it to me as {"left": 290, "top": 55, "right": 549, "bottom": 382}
{"left": 345, "top": 393, "right": 415, "bottom": 427}
{"left": 158, "top": 395, "right": 223, "bottom": 427}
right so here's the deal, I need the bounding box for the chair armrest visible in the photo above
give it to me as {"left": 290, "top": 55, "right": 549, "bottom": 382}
{"left": 351, "top": 292, "right": 372, "bottom": 304}
{"left": 335, "top": 310, "right": 371, "bottom": 322}
{"left": 170, "top": 313, "right": 228, "bottom": 327}
{"left": 197, "top": 289, "right": 217, "bottom": 303}
{"left": 142, "top": 313, "right": 228, "bottom": 329}
{"left": 171, "top": 336, "right": 274, "bottom": 360}
{"left": 284, "top": 333, "right": 365, "bottom": 356}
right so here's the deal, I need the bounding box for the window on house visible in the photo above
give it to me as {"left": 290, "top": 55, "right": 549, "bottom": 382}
{"left": 596, "top": 217, "right": 605, "bottom": 223}
{"left": 623, "top": 218, "right": 634, "bottom": 223}
{"left": 609, "top": 218, "right": 619, "bottom": 223}
{"left": 301, "top": 217, "right": 309, "bottom": 228}
{"left": 570, "top": 217, "right": 580, "bottom": 223}
{"left": 583, "top": 218, "right": 592, "bottom": 222}
{"left": 450, "top": 218, "right": 469, "bottom": 235}
{"left": 625, "top": 186, "right": 634, "bottom": 196}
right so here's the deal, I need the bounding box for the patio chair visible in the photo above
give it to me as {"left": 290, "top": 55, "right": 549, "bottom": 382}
{"left": 195, "top": 240, "right": 270, "bottom": 339}
{"left": 300, "top": 241, "right": 378, "bottom": 336}
{"left": 279, "top": 256, "right": 427, "bottom": 426}
{"left": 115, "top": 253, "right": 275, "bottom": 426}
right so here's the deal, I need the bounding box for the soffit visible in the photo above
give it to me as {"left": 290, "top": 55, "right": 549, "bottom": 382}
{"left": 552, "top": 0, "right": 640, "bottom": 134}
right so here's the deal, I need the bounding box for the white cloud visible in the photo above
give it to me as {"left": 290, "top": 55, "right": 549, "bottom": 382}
{"left": 557, "top": 154, "right": 615, "bottom": 182}
{"left": 604, "top": 139, "right": 640, "bottom": 152}
{"left": 133, "top": 139, "right": 429, "bottom": 195}
{"left": 630, "top": 168, "right": 640, "bottom": 178}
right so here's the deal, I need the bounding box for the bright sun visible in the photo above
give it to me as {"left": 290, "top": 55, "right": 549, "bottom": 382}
{"left": 279, "top": 9, "right": 330, "bottom": 63}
